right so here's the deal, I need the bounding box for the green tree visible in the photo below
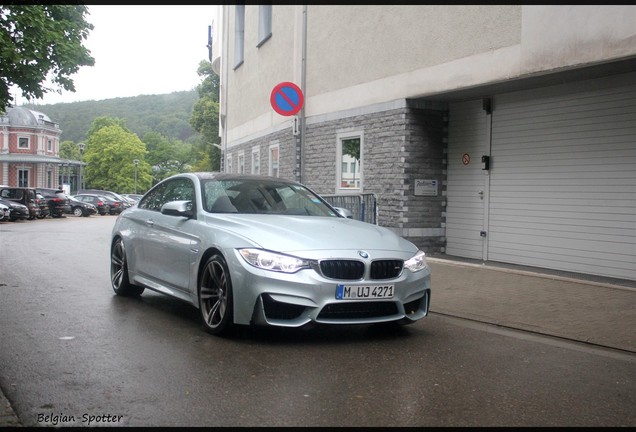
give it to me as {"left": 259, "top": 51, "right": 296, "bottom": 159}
{"left": 83, "top": 123, "right": 152, "bottom": 193}
{"left": 87, "top": 116, "right": 130, "bottom": 137}
{"left": 342, "top": 138, "right": 360, "bottom": 161}
{"left": 189, "top": 60, "right": 220, "bottom": 171}
{"left": 59, "top": 140, "right": 80, "bottom": 160}
{"left": 0, "top": 5, "right": 95, "bottom": 110}
{"left": 142, "top": 131, "right": 193, "bottom": 184}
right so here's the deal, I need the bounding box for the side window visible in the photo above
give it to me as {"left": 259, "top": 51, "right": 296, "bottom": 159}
{"left": 138, "top": 182, "right": 167, "bottom": 212}
{"left": 163, "top": 178, "right": 195, "bottom": 204}
{"left": 337, "top": 132, "right": 363, "bottom": 192}
{"left": 139, "top": 179, "right": 194, "bottom": 212}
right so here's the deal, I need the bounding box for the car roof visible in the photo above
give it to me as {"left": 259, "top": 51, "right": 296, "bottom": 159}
{"left": 184, "top": 172, "right": 300, "bottom": 185}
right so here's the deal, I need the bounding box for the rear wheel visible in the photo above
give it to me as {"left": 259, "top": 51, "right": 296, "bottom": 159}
{"left": 198, "top": 254, "right": 234, "bottom": 336}
{"left": 110, "top": 238, "right": 144, "bottom": 296}
{"left": 73, "top": 207, "right": 83, "bottom": 217}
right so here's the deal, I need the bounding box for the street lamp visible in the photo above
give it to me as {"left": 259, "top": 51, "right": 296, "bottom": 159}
{"left": 133, "top": 159, "right": 139, "bottom": 194}
{"left": 78, "top": 142, "right": 85, "bottom": 193}
{"left": 65, "top": 160, "right": 71, "bottom": 190}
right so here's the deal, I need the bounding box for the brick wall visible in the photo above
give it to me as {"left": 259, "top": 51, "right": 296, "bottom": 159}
{"left": 223, "top": 105, "right": 448, "bottom": 253}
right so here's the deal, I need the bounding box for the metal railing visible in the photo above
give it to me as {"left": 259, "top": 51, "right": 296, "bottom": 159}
{"left": 322, "top": 193, "right": 377, "bottom": 224}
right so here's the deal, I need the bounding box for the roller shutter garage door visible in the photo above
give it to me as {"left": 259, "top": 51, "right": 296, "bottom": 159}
{"left": 487, "top": 72, "right": 636, "bottom": 281}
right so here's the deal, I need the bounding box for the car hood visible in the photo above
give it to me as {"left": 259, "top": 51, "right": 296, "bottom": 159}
{"left": 204, "top": 214, "right": 417, "bottom": 255}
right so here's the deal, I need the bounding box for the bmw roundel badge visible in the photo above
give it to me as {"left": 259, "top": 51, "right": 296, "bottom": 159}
{"left": 358, "top": 250, "right": 369, "bottom": 258}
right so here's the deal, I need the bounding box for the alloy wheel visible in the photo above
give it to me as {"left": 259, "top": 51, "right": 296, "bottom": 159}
{"left": 199, "top": 255, "right": 233, "bottom": 335}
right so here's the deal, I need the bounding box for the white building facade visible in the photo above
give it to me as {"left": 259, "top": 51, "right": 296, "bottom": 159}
{"left": 212, "top": 5, "right": 636, "bottom": 281}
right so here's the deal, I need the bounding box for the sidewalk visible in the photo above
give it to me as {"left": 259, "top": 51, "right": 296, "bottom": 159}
{"left": 1, "top": 257, "right": 634, "bottom": 427}
{"left": 427, "top": 257, "right": 636, "bottom": 353}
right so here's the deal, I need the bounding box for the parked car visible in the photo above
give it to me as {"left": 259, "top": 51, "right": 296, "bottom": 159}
{"left": 0, "top": 187, "right": 40, "bottom": 220}
{"left": 36, "top": 192, "right": 51, "bottom": 219}
{"left": 79, "top": 189, "right": 132, "bottom": 210}
{"left": 0, "top": 197, "right": 30, "bottom": 221}
{"left": 110, "top": 173, "right": 432, "bottom": 337}
{"left": 72, "top": 194, "right": 110, "bottom": 215}
{"left": 0, "top": 200, "right": 9, "bottom": 221}
{"left": 36, "top": 188, "right": 72, "bottom": 218}
{"left": 68, "top": 196, "right": 97, "bottom": 217}
{"left": 122, "top": 194, "right": 143, "bottom": 203}
{"left": 100, "top": 195, "right": 125, "bottom": 215}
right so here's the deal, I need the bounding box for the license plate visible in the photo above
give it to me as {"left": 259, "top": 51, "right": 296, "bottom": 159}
{"left": 335, "top": 284, "right": 394, "bottom": 300}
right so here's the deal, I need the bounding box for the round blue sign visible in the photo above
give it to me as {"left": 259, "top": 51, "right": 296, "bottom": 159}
{"left": 270, "top": 82, "right": 304, "bottom": 116}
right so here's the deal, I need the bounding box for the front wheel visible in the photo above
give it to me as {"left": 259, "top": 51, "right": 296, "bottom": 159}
{"left": 198, "top": 254, "right": 234, "bottom": 336}
{"left": 110, "top": 238, "right": 144, "bottom": 296}
{"left": 73, "top": 207, "right": 83, "bottom": 217}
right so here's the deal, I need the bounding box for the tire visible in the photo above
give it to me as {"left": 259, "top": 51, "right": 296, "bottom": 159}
{"left": 110, "top": 238, "right": 144, "bottom": 296}
{"left": 73, "top": 207, "right": 83, "bottom": 217}
{"left": 198, "top": 254, "right": 234, "bottom": 336}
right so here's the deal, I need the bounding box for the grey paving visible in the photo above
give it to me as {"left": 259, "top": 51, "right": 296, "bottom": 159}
{"left": 1, "top": 256, "right": 634, "bottom": 427}
{"left": 427, "top": 257, "right": 636, "bottom": 353}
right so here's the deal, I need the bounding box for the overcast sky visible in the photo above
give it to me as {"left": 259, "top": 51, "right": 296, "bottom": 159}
{"left": 21, "top": 5, "right": 218, "bottom": 105}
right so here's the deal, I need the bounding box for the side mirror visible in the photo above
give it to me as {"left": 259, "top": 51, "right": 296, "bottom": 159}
{"left": 161, "top": 200, "right": 194, "bottom": 218}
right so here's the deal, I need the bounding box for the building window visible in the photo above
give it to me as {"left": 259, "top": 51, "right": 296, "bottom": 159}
{"left": 47, "top": 139, "right": 52, "bottom": 151}
{"left": 234, "top": 5, "right": 245, "bottom": 69}
{"left": 238, "top": 151, "right": 245, "bottom": 174}
{"left": 251, "top": 146, "right": 260, "bottom": 175}
{"left": 337, "top": 132, "right": 363, "bottom": 192}
{"left": 258, "top": 5, "right": 272, "bottom": 47}
{"left": 18, "top": 169, "right": 29, "bottom": 187}
{"left": 269, "top": 144, "right": 279, "bottom": 177}
{"left": 226, "top": 154, "right": 233, "bottom": 173}
{"left": 47, "top": 170, "right": 52, "bottom": 188}
{"left": 18, "top": 137, "right": 29, "bottom": 149}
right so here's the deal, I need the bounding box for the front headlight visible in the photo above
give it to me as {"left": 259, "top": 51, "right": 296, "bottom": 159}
{"left": 404, "top": 250, "right": 428, "bottom": 272}
{"left": 238, "top": 248, "right": 311, "bottom": 273}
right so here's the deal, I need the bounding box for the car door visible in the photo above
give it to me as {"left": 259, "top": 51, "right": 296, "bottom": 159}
{"left": 133, "top": 178, "right": 198, "bottom": 297}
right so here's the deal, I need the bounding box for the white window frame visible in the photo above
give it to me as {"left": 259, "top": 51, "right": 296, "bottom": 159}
{"left": 238, "top": 151, "right": 245, "bottom": 174}
{"left": 336, "top": 131, "right": 363, "bottom": 193}
{"left": 47, "top": 138, "right": 52, "bottom": 151}
{"left": 18, "top": 136, "right": 29, "bottom": 149}
{"left": 268, "top": 143, "right": 279, "bottom": 177}
{"left": 257, "top": 5, "right": 272, "bottom": 47}
{"left": 18, "top": 169, "right": 29, "bottom": 187}
{"left": 251, "top": 146, "right": 260, "bottom": 175}
{"left": 234, "top": 5, "right": 245, "bottom": 69}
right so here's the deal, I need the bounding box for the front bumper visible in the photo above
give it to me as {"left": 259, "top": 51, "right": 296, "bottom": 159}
{"left": 228, "top": 250, "right": 432, "bottom": 328}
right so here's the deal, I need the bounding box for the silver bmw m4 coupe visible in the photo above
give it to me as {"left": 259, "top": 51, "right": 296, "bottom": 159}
{"left": 110, "top": 172, "right": 431, "bottom": 336}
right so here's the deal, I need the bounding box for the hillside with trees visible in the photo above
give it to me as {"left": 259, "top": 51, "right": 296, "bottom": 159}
{"left": 23, "top": 90, "right": 199, "bottom": 144}
{"left": 1, "top": 5, "right": 220, "bottom": 194}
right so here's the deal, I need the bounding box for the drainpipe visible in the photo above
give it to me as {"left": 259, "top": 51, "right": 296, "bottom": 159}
{"left": 298, "top": 5, "right": 307, "bottom": 184}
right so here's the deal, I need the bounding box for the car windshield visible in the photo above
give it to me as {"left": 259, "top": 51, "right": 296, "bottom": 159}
{"left": 202, "top": 179, "right": 338, "bottom": 217}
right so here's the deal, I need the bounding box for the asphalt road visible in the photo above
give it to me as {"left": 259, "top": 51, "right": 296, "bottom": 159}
{"left": 0, "top": 215, "right": 634, "bottom": 427}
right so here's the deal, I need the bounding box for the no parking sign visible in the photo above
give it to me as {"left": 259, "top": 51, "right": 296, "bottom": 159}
{"left": 270, "top": 82, "right": 304, "bottom": 116}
